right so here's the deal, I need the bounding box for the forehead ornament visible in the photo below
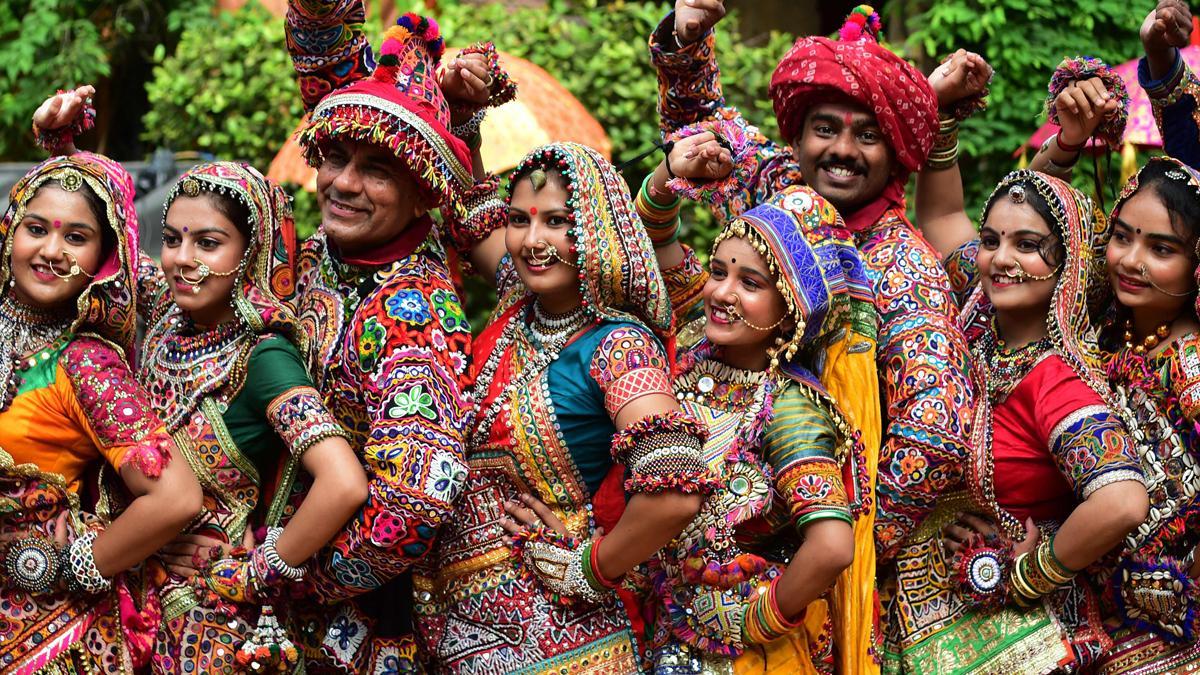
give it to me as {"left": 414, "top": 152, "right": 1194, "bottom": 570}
{"left": 1008, "top": 184, "right": 1026, "bottom": 204}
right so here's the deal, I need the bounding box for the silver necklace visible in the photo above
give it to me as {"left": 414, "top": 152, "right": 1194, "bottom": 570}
{"left": 0, "top": 294, "right": 73, "bottom": 411}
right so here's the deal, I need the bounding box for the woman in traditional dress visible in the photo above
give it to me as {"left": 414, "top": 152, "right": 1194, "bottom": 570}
{"left": 632, "top": 182, "right": 880, "bottom": 674}
{"left": 134, "top": 161, "right": 369, "bottom": 674}
{"left": 1094, "top": 157, "right": 1200, "bottom": 674}
{"left": 0, "top": 113, "right": 202, "bottom": 672}
{"left": 906, "top": 170, "right": 1149, "bottom": 673}
{"left": 416, "top": 142, "right": 712, "bottom": 673}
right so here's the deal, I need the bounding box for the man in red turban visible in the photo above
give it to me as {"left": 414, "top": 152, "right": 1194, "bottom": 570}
{"left": 648, "top": 2, "right": 976, "bottom": 568}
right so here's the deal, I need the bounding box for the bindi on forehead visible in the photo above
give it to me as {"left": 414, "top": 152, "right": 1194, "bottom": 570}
{"left": 52, "top": 220, "right": 62, "bottom": 229}
{"left": 530, "top": 206, "right": 538, "bottom": 216}
{"left": 843, "top": 112, "right": 855, "bottom": 127}
{"left": 183, "top": 226, "right": 189, "bottom": 233}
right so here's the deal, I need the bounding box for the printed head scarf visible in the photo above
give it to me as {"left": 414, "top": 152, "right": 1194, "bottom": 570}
{"left": 504, "top": 142, "right": 673, "bottom": 341}
{"left": 160, "top": 161, "right": 301, "bottom": 344}
{"left": 1, "top": 152, "right": 140, "bottom": 358}
{"left": 768, "top": 4, "right": 938, "bottom": 176}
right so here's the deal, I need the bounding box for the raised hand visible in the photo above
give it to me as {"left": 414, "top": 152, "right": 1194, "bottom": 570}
{"left": 1142, "top": 0, "right": 1193, "bottom": 53}
{"left": 439, "top": 52, "right": 492, "bottom": 122}
{"left": 32, "top": 85, "right": 95, "bottom": 132}
{"left": 668, "top": 131, "right": 733, "bottom": 181}
{"left": 1054, "top": 77, "right": 1118, "bottom": 146}
{"left": 928, "top": 49, "right": 993, "bottom": 109}
{"left": 674, "top": 0, "right": 726, "bottom": 46}
{"left": 1142, "top": 0, "right": 1193, "bottom": 78}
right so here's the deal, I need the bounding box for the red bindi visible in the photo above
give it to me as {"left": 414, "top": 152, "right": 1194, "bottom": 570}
{"left": 51, "top": 220, "right": 62, "bottom": 229}
{"left": 842, "top": 112, "right": 854, "bottom": 127}
{"left": 530, "top": 207, "right": 538, "bottom": 216}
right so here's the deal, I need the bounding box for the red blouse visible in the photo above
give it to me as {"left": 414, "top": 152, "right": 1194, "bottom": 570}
{"left": 992, "top": 354, "right": 1108, "bottom": 523}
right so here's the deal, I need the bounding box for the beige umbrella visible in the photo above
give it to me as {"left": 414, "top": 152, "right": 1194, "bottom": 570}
{"left": 267, "top": 49, "right": 611, "bottom": 188}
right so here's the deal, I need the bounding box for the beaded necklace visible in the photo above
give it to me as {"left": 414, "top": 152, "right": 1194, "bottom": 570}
{"left": 0, "top": 293, "right": 73, "bottom": 411}
{"left": 469, "top": 300, "right": 589, "bottom": 449}
{"left": 145, "top": 309, "right": 253, "bottom": 430}
{"left": 674, "top": 358, "right": 766, "bottom": 412}
{"left": 976, "top": 324, "right": 1052, "bottom": 404}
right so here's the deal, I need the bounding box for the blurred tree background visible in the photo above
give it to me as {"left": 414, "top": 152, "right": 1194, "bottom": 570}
{"left": 0, "top": 0, "right": 1161, "bottom": 325}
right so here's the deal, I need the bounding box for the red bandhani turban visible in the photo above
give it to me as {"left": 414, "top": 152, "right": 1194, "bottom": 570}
{"left": 768, "top": 5, "right": 938, "bottom": 176}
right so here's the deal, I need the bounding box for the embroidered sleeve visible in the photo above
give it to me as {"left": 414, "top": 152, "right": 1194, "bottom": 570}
{"left": 943, "top": 238, "right": 980, "bottom": 306}
{"left": 1168, "top": 334, "right": 1200, "bottom": 421}
{"left": 1140, "top": 52, "right": 1200, "bottom": 169}
{"left": 308, "top": 265, "right": 472, "bottom": 603}
{"left": 765, "top": 385, "right": 852, "bottom": 529}
{"left": 286, "top": 0, "right": 375, "bottom": 113}
{"left": 649, "top": 12, "right": 727, "bottom": 133}
{"left": 611, "top": 410, "right": 715, "bottom": 494}
{"left": 665, "top": 110, "right": 803, "bottom": 225}
{"left": 663, "top": 244, "right": 708, "bottom": 329}
{"left": 62, "top": 337, "right": 172, "bottom": 478}
{"left": 589, "top": 325, "right": 674, "bottom": 418}
{"left": 1047, "top": 405, "right": 1145, "bottom": 499}
{"left": 266, "top": 386, "right": 350, "bottom": 458}
{"left": 441, "top": 174, "right": 506, "bottom": 262}
{"left": 863, "top": 218, "right": 975, "bottom": 561}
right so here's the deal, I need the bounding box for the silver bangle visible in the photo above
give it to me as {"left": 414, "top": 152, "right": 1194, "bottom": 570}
{"left": 451, "top": 109, "right": 486, "bottom": 140}
{"left": 67, "top": 530, "right": 111, "bottom": 594}
{"left": 258, "top": 526, "right": 306, "bottom": 581}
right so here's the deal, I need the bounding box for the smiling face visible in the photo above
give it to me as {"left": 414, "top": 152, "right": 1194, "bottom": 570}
{"left": 316, "top": 139, "right": 427, "bottom": 256}
{"left": 8, "top": 183, "right": 106, "bottom": 310}
{"left": 161, "top": 194, "right": 248, "bottom": 326}
{"left": 793, "top": 101, "right": 895, "bottom": 214}
{"left": 1107, "top": 188, "right": 1197, "bottom": 316}
{"left": 505, "top": 172, "right": 582, "bottom": 314}
{"left": 703, "top": 237, "right": 792, "bottom": 371}
{"left": 977, "top": 197, "right": 1061, "bottom": 320}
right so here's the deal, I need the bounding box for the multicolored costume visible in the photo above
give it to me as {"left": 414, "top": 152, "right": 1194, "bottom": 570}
{"left": 1095, "top": 158, "right": 1200, "bottom": 675}
{"left": 1139, "top": 49, "right": 1200, "bottom": 168}
{"left": 134, "top": 162, "right": 347, "bottom": 674}
{"left": 648, "top": 6, "right": 973, "bottom": 562}
{"left": 416, "top": 143, "right": 710, "bottom": 674}
{"left": 0, "top": 153, "right": 173, "bottom": 673}
{"left": 286, "top": 3, "right": 474, "bottom": 670}
{"left": 885, "top": 171, "right": 1144, "bottom": 673}
{"left": 649, "top": 186, "right": 880, "bottom": 674}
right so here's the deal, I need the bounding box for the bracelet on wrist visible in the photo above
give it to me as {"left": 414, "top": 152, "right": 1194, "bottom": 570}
{"left": 67, "top": 529, "right": 111, "bottom": 594}
{"left": 451, "top": 109, "right": 486, "bottom": 140}
{"left": 1054, "top": 133, "right": 1087, "bottom": 154}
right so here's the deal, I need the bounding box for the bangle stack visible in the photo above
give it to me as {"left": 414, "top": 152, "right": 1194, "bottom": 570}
{"left": 742, "top": 576, "right": 802, "bottom": 645}
{"left": 67, "top": 530, "right": 111, "bottom": 594}
{"left": 580, "top": 536, "right": 622, "bottom": 592}
{"left": 1009, "top": 535, "right": 1076, "bottom": 606}
{"left": 1054, "top": 133, "right": 1087, "bottom": 154}
{"left": 926, "top": 115, "right": 960, "bottom": 171}
{"left": 635, "top": 175, "right": 682, "bottom": 247}
{"left": 252, "top": 526, "right": 306, "bottom": 585}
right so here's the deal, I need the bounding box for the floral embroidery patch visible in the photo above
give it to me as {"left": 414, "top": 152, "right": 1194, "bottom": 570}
{"left": 388, "top": 385, "right": 438, "bottom": 421}
{"left": 385, "top": 289, "right": 431, "bottom": 326}
{"left": 430, "top": 288, "right": 470, "bottom": 333}
{"left": 359, "top": 316, "right": 386, "bottom": 372}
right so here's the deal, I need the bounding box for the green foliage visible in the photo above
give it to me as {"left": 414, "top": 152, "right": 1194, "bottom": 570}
{"left": 142, "top": 1, "right": 304, "bottom": 171}
{"left": 905, "top": 0, "right": 1152, "bottom": 215}
{"left": 0, "top": 0, "right": 209, "bottom": 160}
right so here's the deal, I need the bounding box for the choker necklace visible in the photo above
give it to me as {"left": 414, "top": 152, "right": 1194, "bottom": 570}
{"left": 979, "top": 327, "right": 1052, "bottom": 404}
{"left": 1123, "top": 319, "right": 1173, "bottom": 355}
{"left": 529, "top": 301, "right": 587, "bottom": 345}
{"left": 144, "top": 310, "right": 252, "bottom": 430}
{"left": 0, "top": 294, "right": 73, "bottom": 411}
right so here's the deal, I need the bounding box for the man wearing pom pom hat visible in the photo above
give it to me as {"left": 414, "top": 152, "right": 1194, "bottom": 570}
{"left": 650, "top": 2, "right": 976, "bottom": 559}
{"left": 646, "top": 2, "right": 983, "bottom": 662}
{"left": 280, "top": 2, "right": 484, "bottom": 670}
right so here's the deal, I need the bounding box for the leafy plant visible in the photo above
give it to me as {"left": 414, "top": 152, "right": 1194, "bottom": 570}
{"left": 142, "top": 1, "right": 303, "bottom": 171}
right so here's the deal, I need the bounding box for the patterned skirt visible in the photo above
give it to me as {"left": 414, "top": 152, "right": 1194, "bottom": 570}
{"left": 1096, "top": 623, "right": 1200, "bottom": 675}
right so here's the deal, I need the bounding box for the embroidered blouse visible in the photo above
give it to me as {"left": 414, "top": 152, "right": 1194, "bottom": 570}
{"left": 0, "top": 336, "right": 168, "bottom": 491}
